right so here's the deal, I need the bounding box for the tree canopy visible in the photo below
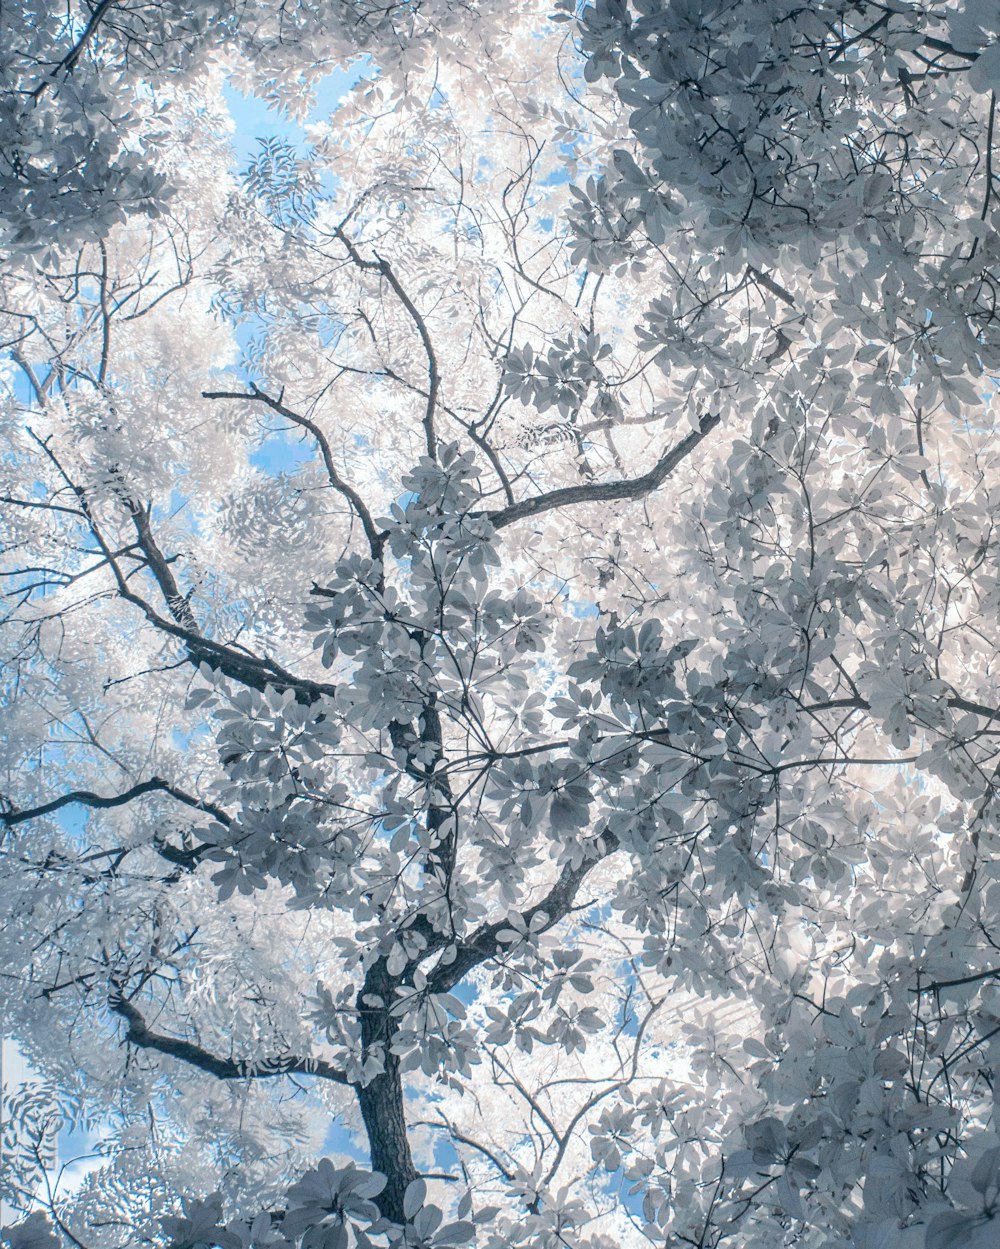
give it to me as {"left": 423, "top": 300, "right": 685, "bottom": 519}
{"left": 3, "top": 1, "right": 1000, "bottom": 1247}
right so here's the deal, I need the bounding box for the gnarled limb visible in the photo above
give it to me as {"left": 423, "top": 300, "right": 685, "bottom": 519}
{"left": 0, "top": 777, "right": 230, "bottom": 829}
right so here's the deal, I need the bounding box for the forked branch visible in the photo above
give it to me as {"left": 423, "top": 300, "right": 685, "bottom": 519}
{"left": 202, "top": 384, "right": 385, "bottom": 562}
{"left": 427, "top": 829, "right": 621, "bottom": 996}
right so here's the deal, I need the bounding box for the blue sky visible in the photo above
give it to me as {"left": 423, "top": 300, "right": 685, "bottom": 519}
{"left": 223, "top": 64, "right": 368, "bottom": 169}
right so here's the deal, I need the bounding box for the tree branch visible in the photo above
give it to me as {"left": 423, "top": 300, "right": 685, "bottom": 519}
{"left": 202, "top": 385, "right": 385, "bottom": 563}
{"left": 28, "top": 429, "right": 332, "bottom": 702}
{"left": 1, "top": 777, "right": 230, "bottom": 829}
{"left": 109, "top": 994, "right": 350, "bottom": 1085}
{"left": 915, "top": 967, "right": 1000, "bottom": 995}
{"left": 487, "top": 413, "right": 720, "bottom": 530}
{"left": 417, "top": 1118, "right": 516, "bottom": 1182}
{"left": 333, "top": 227, "right": 439, "bottom": 459}
{"left": 427, "top": 831, "right": 620, "bottom": 997}
{"left": 29, "top": 0, "right": 120, "bottom": 100}
{"left": 805, "top": 692, "right": 1000, "bottom": 723}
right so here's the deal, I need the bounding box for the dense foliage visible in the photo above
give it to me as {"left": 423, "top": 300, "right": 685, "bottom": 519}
{"left": 4, "top": 2, "right": 1000, "bottom": 1247}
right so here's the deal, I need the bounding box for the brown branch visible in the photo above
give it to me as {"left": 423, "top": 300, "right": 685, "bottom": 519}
{"left": 109, "top": 994, "right": 350, "bottom": 1085}
{"left": 487, "top": 413, "right": 721, "bottom": 531}
{"left": 1, "top": 777, "right": 230, "bottom": 829}
{"left": 202, "top": 385, "right": 385, "bottom": 562}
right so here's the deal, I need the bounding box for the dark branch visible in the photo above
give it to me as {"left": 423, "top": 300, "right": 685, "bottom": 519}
{"left": 1, "top": 777, "right": 230, "bottom": 828}
{"left": 202, "top": 385, "right": 385, "bottom": 562}
{"left": 487, "top": 413, "right": 721, "bottom": 530}
{"left": 151, "top": 837, "right": 209, "bottom": 871}
{"left": 125, "top": 499, "right": 201, "bottom": 634}
{"left": 333, "top": 227, "right": 439, "bottom": 459}
{"left": 30, "top": 0, "right": 120, "bottom": 100}
{"left": 109, "top": 994, "right": 350, "bottom": 1085}
{"left": 29, "top": 430, "right": 331, "bottom": 703}
{"left": 915, "top": 967, "right": 1000, "bottom": 995}
{"left": 427, "top": 830, "right": 620, "bottom": 997}
{"left": 805, "top": 692, "right": 1000, "bottom": 724}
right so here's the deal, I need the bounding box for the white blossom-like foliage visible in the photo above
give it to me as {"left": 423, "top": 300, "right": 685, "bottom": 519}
{"left": 4, "top": 3, "right": 1000, "bottom": 1249}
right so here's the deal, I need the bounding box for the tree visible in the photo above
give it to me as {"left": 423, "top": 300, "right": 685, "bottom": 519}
{"left": 3, "top": 1, "right": 1000, "bottom": 1247}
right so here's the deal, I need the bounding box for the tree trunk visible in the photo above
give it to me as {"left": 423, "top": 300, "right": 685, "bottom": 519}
{"left": 356, "top": 960, "right": 418, "bottom": 1225}
{"left": 356, "top": 1055, "right": 418, "bottom": 1224}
